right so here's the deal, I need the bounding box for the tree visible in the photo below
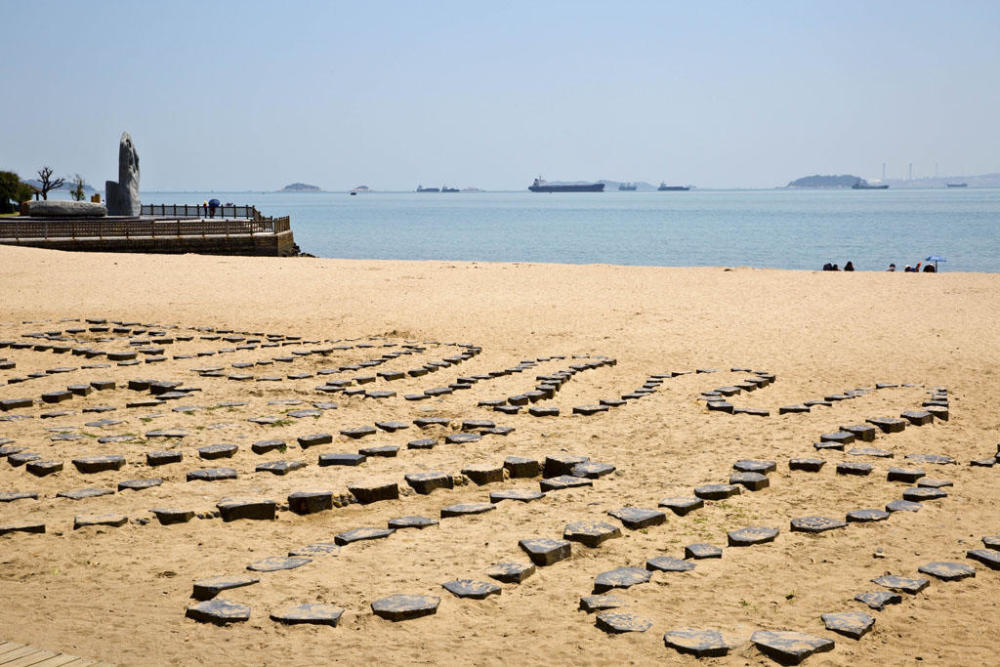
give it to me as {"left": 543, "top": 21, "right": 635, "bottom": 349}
{"left": 36, "top": 166, "right": 65, "bottom": 200}
{"left": 0, "top": 170, "right": 25, "bottom": 213}
{"left": 70, "top": 174, "right": 86, "bottom": 201}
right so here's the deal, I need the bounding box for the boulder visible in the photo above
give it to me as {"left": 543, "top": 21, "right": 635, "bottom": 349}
{"left": 27, "top": 200, "right": 107, "bottom": 217}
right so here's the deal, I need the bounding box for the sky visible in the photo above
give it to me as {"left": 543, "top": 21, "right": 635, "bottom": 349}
{"left": 2, "top": 0, "right": 999, "bottom": 191}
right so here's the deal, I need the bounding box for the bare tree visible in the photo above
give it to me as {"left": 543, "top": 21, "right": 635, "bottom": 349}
{"left": 36, "top": 166, "right": 65, "bottom": 201}
{"left": 70, "top": 174, "right": 86, "bottom": 201}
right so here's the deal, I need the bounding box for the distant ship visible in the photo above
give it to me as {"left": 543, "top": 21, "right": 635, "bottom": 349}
{"left": 529, "top": 177, "right": 604, "bottom": 193}
{"left": 416, "top": 185, "right": 440, "bottom": 193}
{"left": 851, "top": 179, "right": 889, "bottom": 190}
{"left": 618, "top": 182, "right": 637, "bottom": 191}
{"left": 658, "top": 182, "right": 690, "bottom": 191}
{"left": 441, "top": 186, "right": 459, "bottom": 193}
{"left": 349, "top": 185, "right": 369, "bottom": 196}
{"left": 946, "top": 183, "right": 968, "bottom": 188}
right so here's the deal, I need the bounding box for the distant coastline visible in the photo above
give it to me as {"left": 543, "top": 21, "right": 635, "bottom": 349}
{"left": 280, "top": 182, "right": 321, "bottom": 192}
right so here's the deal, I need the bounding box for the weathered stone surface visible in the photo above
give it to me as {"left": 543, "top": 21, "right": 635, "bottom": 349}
{"left": 685, "top": 543, "right": 722, "bottom": 559}
{"left": 247, "top": 556, "right": 312, "bottom": 572}
{"left": 706, "top": 400, "right": 734, "bottom": 413}
{"left": 855, "top": 591, "right": 902, "bottom": 610}
{"left": 813, "top": 441, "right": 844, "bottom": 452}
{"left": 198, "top": 444, "right": 238, "bottom": 460}
{"left": 837, "top": 462, "right": 873, "bottom": 476}
{"left": 0, "top": 522, "right": 45, "bottom": 535}
{"left": 358, "top": 445, "right": 399, "bottom": 457}
{"left": 867, "top": 417, "right": 907, "bottom": 433}
{"left": 780, "top": 404, "right": 810, "bottom": 414}
{"left": 371, "top": 594, "right": 440, "bottom": 621}
{"left": 489, "top": 488, "right": 545, "bottom": 503}
{"left": 982, "top": 535, "right": 1000, "bottom": 550}
{"left": 887, "top": 467, "right": 925, "bottom": 483}
{"left": 26, "top": 460, "right": 63, "bottom": 476}
{"left": 918, "top": 478, "right": 952, "bottom": 488}
{"left": 790, "top": 516, "right": 846, "bottom": 533}
{"left": 349, "top": 480, "right": 399, "bottom": 504}
{"left": 57, "top": 488, "right": 113, "bottom": 500}
{"left": 28, "top": 199, "right": 108, "bottom": 217}
{"left": 886, "top": 499, "right": 923, "bottom": 513}
{"left": 298, "top": 433, "right": 333, "bottom": 448}
{"left": 441, "top": 502, "right": 495, "bottom": 518}
{"left": 519, "top": 538, "right": 571, "bottom": 566}
{"left": 70, "top": 454, "right": 126, "bottom": 474}
{"left": 694, "top": 484, "right": 741, "bottom": 500}
{"left": 340, "top": 425, "right": 377, "bottom": 438}
{"left": 540, "top": 475, "right": 593, "bottom": 492}
{"left": 849, "top": 447, "right": 894, "bottom": 458}
{"left": 186, "top": 599, "right": 250, "bottom": 625}
{"left": 968, "top": 549, "right": 1000, "bottom": 569}
{"left": 734, "top": 459, "right": 776, "bottom": 473}
{"left": 192, "top": 575, "right": 261, "bottom": 601}
{"left": 73, "top": 513, "right": 128, "bottom": 529}
{"left": 840, "top": 424, "right": 877, "bottom": 442}
{"left": 0, "top": 397, "right": 33, "bottom": 411}
{"left": 486, "top": 561, "right": 535, "bottom": 584}
{"left": 543, "top": 454, "right": 589, "bottom": 478}
{"left": 751, "top": 630, "right": 834, "bottom": 665}
{"left": 595, "top": 611, "right": 652, "bottom": 634}
{"left": 287, "top": 490, "right": 332, "bottom": 514}
{"left": 563, "top": 521, "right": 622, "bottom": 548}
{"left": 903, "top": 487, "right": 948, "bottom": 502}
{"left": 442, "top": 579, "right": 501, "bottom": 599}
{"left": 658, "top": 497, "right": 704, "bottom": 515}
{"left": 608, "top": 506, "right": 666, "bottom": 529}
{"left": 270, "top": 603, "right": 344, "bottom": 627}
{"left": 579, "top": 594, "right": 625, "bottom": 613}
{"left": 872, "top": 574, "right": 930, "bottom": 594}
{"left": 822, "top": 611, "right": 875, "bottom": 639}
{"left": 904, "top": 453, "right": 956, "bottom": 465}
{"left": 647, "top": 556, "right": 696, "bottom": 572}
{"left": 789, "top": 458, "right": 825, "bottom": 472}
{"left": 0, "top": 492, "right": 38, "bottom": 503}
{"left": 445, "top": 432, "right": 481, "bottom": 445}
{"left": 388, "top": 515, "right": 438, "bottom": 530}
{"left": 251, "top": 440, "right": 285, "bottom": 454}
{"left": 730, "top": 471, "right": 770, "bottom": 491}
{"left": 217, "top": 497, "right": 276, "bottom": 521}
{"left": 335, "top": 527, "right": 394, "bottom": 545}
{"left": 413, "top": 417, "right": 452, "bottom": 428}
{"left": 462, "top": 464, "right": 504, "bottom": 485}
{"left": 504, "top": 456, "right": 540, "bottom": 478}
{"left": 407, "top": 438, "right": 437, "bottom": 450}
{"left": 319, "top": 453, "right": 366, "bottom": 466}
{"left": 256, "top": 460, "right": 307, "bottom": 476}
{"left": 901, "top": 410, "right": 934, "bottom": 426}
{"left": 289, "top": 542, "right": 340, "bottom": 557}
{"left": 118, "top": 478, "right": 162, "bottom": 492}
{"left": 151, "top": 508, "right": 195, "bottom": 525}
{"left": 405, "top": 472, "right": 454, "bottom": 494}
{"left": 728, "top": 526, "right": 779, "bottom": 547}
{"left": 105, "top": 131, "right": 141, "bottom": 216}
{"left": 187, "top": 468, "right": 238, "bottom": 482}
{"left": 847, "top": 508, "right": 890, "bottom": 523}
{"left": 593, "top": 566, "right": 651, "bottom": 593}
{"left": 664, "top": 628, "right": 737, "bottom": 658}
{"left": 918, "top": 561, "right": 975, "bottom": 581}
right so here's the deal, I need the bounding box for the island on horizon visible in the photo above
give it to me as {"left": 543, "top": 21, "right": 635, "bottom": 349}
{"left": 786, "top": 174, "right": 867, "bottom": 188}
{"left": 280, "top": 182, "right": 321, "bottom": 192}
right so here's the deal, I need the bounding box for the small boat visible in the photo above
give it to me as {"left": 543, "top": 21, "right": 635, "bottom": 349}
{"left": 658, "top": 182, "right": 690, "bottom": 191}
{"left": 529, "top": 177, "right": 604, "bottom": 193}
{"left": 416, "top": 185, "right": 440, "bottom": 193}
{"left": 618, "top": 182, "right": 637, "bottom": 191}
{"left": 946, "top": 183, "right": 968, "bottom": 188}
{"left": 441, "top": 186, "right": 459, "bottom": 193}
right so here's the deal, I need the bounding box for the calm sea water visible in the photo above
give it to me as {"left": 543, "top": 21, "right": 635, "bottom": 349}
{"left": 142, "top": 189, "right": 1000, "bottom": 272}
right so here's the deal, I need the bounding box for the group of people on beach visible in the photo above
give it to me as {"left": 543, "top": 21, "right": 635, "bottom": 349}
{"left": 822, "top": 261, "right": 854, "bottom": 271}
{"left": 887, "top": 262, "right": 936, "bottom": 272}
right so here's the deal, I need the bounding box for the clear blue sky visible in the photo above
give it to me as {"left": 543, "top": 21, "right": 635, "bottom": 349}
{"left": 3, "top": 0, "right": 998, "bottom": 190}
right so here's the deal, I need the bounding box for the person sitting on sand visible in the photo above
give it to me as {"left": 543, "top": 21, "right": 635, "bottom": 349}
{"left": 822, "top": 262, "right": 833, "bottom": 271}
{"left": 888, "top": 263, "right": 896, "bottom": 271}
{"left": 831, "top": 263, "right": 840, "bottom": 271}
{"left": 904, "top": 265, "right": 913, "bottom": 272}
{"left": 924, "top": 264, "right": 936, "bottom": 272}
{"left": 844, "top": 261, "right": 855, "bottom": 271}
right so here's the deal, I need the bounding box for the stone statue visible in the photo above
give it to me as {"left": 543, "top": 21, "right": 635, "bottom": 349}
{"left": 105, "top": 131, "right": 141, "bottom": 216}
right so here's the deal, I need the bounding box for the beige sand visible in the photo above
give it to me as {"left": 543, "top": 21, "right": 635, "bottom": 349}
{"left": 1, "top": 244, "right": 999, "bottom": 666}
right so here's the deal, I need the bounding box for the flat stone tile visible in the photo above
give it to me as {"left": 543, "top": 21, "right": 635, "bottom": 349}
{"left": 297, "top": 433, "right": 333, "bottom": 448}
{"left": 822, "top": 611, "right": 875, "bottom": 639}
{"left": 358, "top": 445, "right": 399, "bottom": 457}
{"left": 198, "top": 444, "right": 238, "bottom": 460}
{"left": 371, "top": 594, "right": 440, "bottom": 621}
{"left": 187, "top": 468, "right": 238, "bottom": 482}
{"left": 646, "top": 556, "right": 696, "bottom": 572}
{"left": 658, "top": 497, "right": 704, "bottom": 515}
{"left": 790, "top": 516, "right": 846, "bottom": 533}
{"left": 846, "top": 508, "right": 890, "bottom": 523}
{"left": 849, "top": 447, "right": 894, "bottom": 458}
{"left": 405, "top": 472, "right": 454, "bottom": 495}
{"left": 186, "top": 599, "right": 251, "bottom": 624}
{"left": 542, "top": 454, "right": 589, "bottom": 478}
{"left": 217, "top": 497, "right": 276, "bottom": 521}
{"left": 886, "top": 499, "right": 923, "bottom": 513}
{"left": 0, "top": 492, "right": 38, "bottom": 503}
{"left": 519, "top": 538, "right": 571, "bottom": 566}
{"left": 388, "top": 516, "right": 439, "bottom": 530}
{"left": 730, "top": 472, "right": 769, "bottom": 491}
{"left": 595, "top": 611, "right": 652, "bottom": 634}
{"left": 608, "top": 507, "right": 666, "bottom": 529}
{"left": 750, "top": 630, "right": 834, "bottom": 665}
{"left": 872, "top": 574, "right": 930, "bottom": 594}
{"left": 593, "top": 566, "right": 651, "bottom": 593}
{"left": 685, "top": 543, "right": 722, "bottom": 559}
{"left": 247, "top": 556, "right": 312, "bottom": 572}
{"left": 504, "top": 457, "right": 540, "bottom": 478}
{"left": 442, "top": 579, "right": 501, "bottom": 599}
{"left": 289, "top": 542, "right": 340, "bottom": 557}
{"left": 287, "top": 490, "right": 332, "bottom": 514}
{"left": 490, "top": 488, "right": 545, "bottom": 503}
{"left": 904, "top": 453, "right": 957, "bottom": 465}
{"left": 837, "top": 462, "right": 873, "bottom": 476}
{"left": 967, "top": 549, "right": 1000, "bottom": 569}
{"left": 57, "top": 488, "right": 114, "bottom": 500}
{"left": 854, "top": 591, "right": 902, "bottom": 610}
{"left": 579, "top": 594, "right": 625, "bottom": 613}
{"left": 486, "top": 562, "right": 535, "bottom": 584}
{"left": 461, "top": 464, "right": 504, "bottom": 485}
{"left": 441, "top": 502, "right": 495, "bottom": 518}
{"left": 694, "top": 484, "right": 741, "bottom": 500}
{"left": 903, "top": 487, "right": 948, "bottom": 502}
{"left": 192, "top": 575, "right": 260, "bottom": 601}
{"left": 270, "top": 603, "right": 344, "bottom": 627}
{"left": 789, "top": 458, "right": 825, "bottom": 472}
{"left": 918, "top": 561, "right": 975, "bottom": 581}
{"left": 335, "top": 527, "right": 394, "bottom": 545}
{"left": 733, "top": 459, "right": 776, "bottom": 473}
{"left": 318, "top": 453, "right": 366, "bottom": 467}
{"left": 664, "top": 628, "right": 738, "bottom": 658}
{"left": 563, "top": 521, "right": 622, "bottom": 548}
{"left": 151, "top": 508, "right": 196, "bottom": 525}
{"left": 728, "top": 526, "right": 779, "bottom": 547}
{"left": 348, "top": 480, "right": 399, "bottom": 504}
{"left": 119, "top": 478, "right": 163, "bottom": 492}
{"left": 917, "top": 478, "right": 953, "bottom": 488}
{"left": 887, "top": 467, "right": 925, "bottom": 483}
{"left": 539, "top": 475, "right": 593, "bottom": 492}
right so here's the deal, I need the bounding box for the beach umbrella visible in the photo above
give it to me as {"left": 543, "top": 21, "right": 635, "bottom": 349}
{"left": 925, "top": 255, "right": 946, "bottom": 271}
{"left": 208, "top": 198, "right": 221, "bottom": 207}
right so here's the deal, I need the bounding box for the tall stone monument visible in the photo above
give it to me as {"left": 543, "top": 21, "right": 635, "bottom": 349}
{"left": 105, "top": 131, "right": 141, "bottom": 216}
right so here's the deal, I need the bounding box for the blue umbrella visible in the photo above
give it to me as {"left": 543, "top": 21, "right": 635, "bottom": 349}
{"left": 208, "top": 198, "right": 221, "bottom": 207}
{"left": 925, "top": 255, "right": 946, "bottom": 271}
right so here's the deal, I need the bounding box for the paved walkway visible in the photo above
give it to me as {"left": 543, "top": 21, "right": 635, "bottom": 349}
{"left": 0, "top": 641, "right": 113, "bottom": 667}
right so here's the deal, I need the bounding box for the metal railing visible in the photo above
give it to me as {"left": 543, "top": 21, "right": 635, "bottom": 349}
{"left": 141, "top": 204, "right": 258, "bottom": 219}
{"left": 0, "top": 216, "right": 290, "bottom": 240}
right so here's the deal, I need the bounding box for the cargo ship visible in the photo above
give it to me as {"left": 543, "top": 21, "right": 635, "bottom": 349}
{"left": 851, "top": 179, "right": 889, "bottom": 190}
{"left": 529, "top": 177, "right": 604, "bottom": 193}
{"left": 618, "top": 182, "right": 637, "bottom": 191}
{"left": 416, "top": 185, "right": 440, "bottom": 193}
{"left": 946, "top": 183, "right": 968, "bottom": 188}
{"left": 658, "top": 182, "right": 691, "bottom": 191}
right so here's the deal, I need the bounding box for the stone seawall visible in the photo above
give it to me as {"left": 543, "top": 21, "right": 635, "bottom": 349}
{"left": 1, "top": 230, "right": 297, "bottom": 257}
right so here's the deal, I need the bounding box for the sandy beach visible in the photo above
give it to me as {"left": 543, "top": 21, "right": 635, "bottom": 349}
{"left": 1, "top": 243, "right": 999, "bottom": 666}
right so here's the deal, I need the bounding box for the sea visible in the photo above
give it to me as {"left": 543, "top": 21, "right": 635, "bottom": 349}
{"left": 141, "top": 188, "right": 1000, "bottom": 273}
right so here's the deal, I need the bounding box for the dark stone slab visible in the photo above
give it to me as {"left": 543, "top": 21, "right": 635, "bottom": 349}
{"left": 573, "top": 405, "right": 610, "bottom": 416}
{"left": 257, "top": 460, "right": 307, "bottom": 476}
{"left": 867, "top": 417, "right": 907, "bottom": 433}
{"left": 540, "top": 475, "right": 593, "bottom": 492}
{"left": 405, "top": 472, "right": 454, "bottom": 494}
{"left": 918, "top": 561, "right": 975, "bottom": 581}
{"left": 0, "top": 398, "right": 33, "bottom": 411}
{"left": 27, "top": 460, "right": 63, "bottom": 476}
{"left": 593, "top": 566, "right": 651, "bottom": 593}
{"left": 0, "top": 491, "right": 38, "bottom": 503}
{"left": 886, "top": 499, "right": 922, "bottom": 513}
{"left": 118, "top": 478, "right": 162, "bottom": 492}
{"left": 494, "top": 405, "right": 521, "bottom": 414}
{"left": 854, "top": 591, "right": 902, "bottom": 610}
{"left": 8, "top": 452, "right": 41, "bottom": 466}
{"left": 151, "top": 508, "right": 196, "bottom": 525}
{"left": 813, "top": 441, "right": 844, "bottom": 452}
{"left": 504, "top": 456, "right": 540, "bottom": 478}
{"left": 543, "top": 455, "right": 589, "bottom": 478}
{"left": 608, "top": 506, "right": 666, "bottom": 530}
{"left": 872, "top": 574, "right": 929, "bottom": 594}
{"left": 840, "top": 424, "right": 877, "bottom": 441}
{"left": 486, "top": 561, "right": 536, "bottom": 584}
{"left": 595, "top": 611, "right": 652, "bottom": 634}
{"left": 461, "top": 464, "right": 503, "bottom": 485}
{"left": 186, "top": 599, "right": 251, "bottom": 624}
{"left": 664, "top": 628, "right": 736, "bottom": 658}
{"left": 528, "top": 406, "right": 559, "bottom": 417}
{"left": 728, "top": 526, "right": 779, "bottom": 547}
{"left": 904, "top": 453, "right": 957, "bottom": 465}
{"left": 982, "top": 536, "right": 1000, "bottom": 550}
{"left": 270, "top": 603, "right": 344, "bottom": 627}
{"left": 789, "top": 458, "right": 825, "bottom": 472}
{"left": 647, "top": 556, "right": 696, "bottom": 572}
{"left": 926, "top": 405, "right": 949, "bottom": 421}
{"left": 286, "top": 490, "right": 332, "bottom": 514}
{"left": 821, "top": 611, "right": 875, "bottom": 639}
{"left": 685, "top": 543, "right": 722, "bottom": 559}
{"left": 442, "top": 579, "right": 501, "bottom": 599}
{"left": 147, "top": 450, "right": 183, "bottom": 466}
{"left": 445, "top": 432, "right": 481, "bottom": 445}
{"left": 371, "top": 594, "right": 440, "bottom": 621}
{"left": 733, "top": 407, "right": 770, "bottom": 417}
{"left": 519, "top": 538, "right": 571, "bottom": 566}
{"left": 413, "top": 417, "right": 452, "bottom": 428}
{"left": 74, "top": 513, "right": 128, "bottom": 529}
{"left": 217, "top": 497, "right": 276, "bottom": 521}
{"left": 918, "top": 478, "right": 952, "bottom": 488}
{"left": 734, "top": 459, "right": 777, "bottom": 473}
{"left": 848, "top": 447, "right": 894, "bottom": 458}
{"left": 197, "top": 443, "right": 238, "bottom": 460}
{"left": 146, "top": 428, "right": 188, "bottom": 438}
{"left": 187, "top": 468, "right": 238, "bottom": 482}
{"left": 41, "top": 390, "right": 73, "bottom": 404}
{"left": 357, "top": 445, "right": 399, "bottom": 458}
{"left": 348, "top": 480, "right": 399, "bottom": 504}
{"left": 730, "top": 472, "right": 769, "bottom": 491}
{"left": 563, "top": 521, "right": 622, "bottom": 548}
{"left": 441, "top": 502, "right": 495, "bottom": 518}
{"left": 706, "top": 400, "right": 734, "bottom": 413}
{"left": 903, "top": 487, "right": 948, "bottom": 502}
{"left": 658, "top": 497, "right": 704, "bottom": 515}
{"left": 967, "top": 549, "right": 1000, "bottom": 569}
{"left": 0, "top": 522, "right": 45, "bottom": 535}
{"left": 489, "top": 488, "right": 546, "bottom": 503}
{"left": 340, "top": 425, "right": 377, "bottom": 439}
{"left": 57, "top": 487, "right": 113, "bottom": 500}
{"left": 405, "top": 438, "right": 435, "bottom": 450}
{"left": 72, "top": 455, "right": 126, "bottom": 474}
{"left": 287, "top": 409, "right": 322, "bottom": 418}
{"left": 289, "top": 542, "right": 340, "bottom": 557}
{"left": 319, "top": 453, "right": 366, "bottom": 466}
{"left": 887, "top": 467, "right": 925, "bottom": 483}
{"left": 483, "top": 425, "right": 515, "bottom": 436}
{"left": 579, "top": 594, "right": 625, "bottom": 613}
{"left": 247, "top": 556, "right": 312, "bottom": 572}
{"left": 335, "top": 527, "right": 395, "bottom": 546}
{"left": 694, "top": 484, "right": 741, "bottom": 500}
{"left": 388, "top": 515, "right": 439, "bottom": 530}
{"left": 751, "top": 630, "right": 834, "bottom": 665}
{"left": 901, "top": 410, "right": 934, "bottom": 426}
{"left": 790, "top": 516, "right": 847, "bottom": 533}
{"left": 837, "top": 462, "right": 873, "bottom": 476}
{"left": 571, "top": 461, "right": 616, "bottom": 479}
{"left": 847, "top": 508, "right": 890, "bottom": 523}
{"left": 780, "top": 404, "right": 810, "bottom": 414}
